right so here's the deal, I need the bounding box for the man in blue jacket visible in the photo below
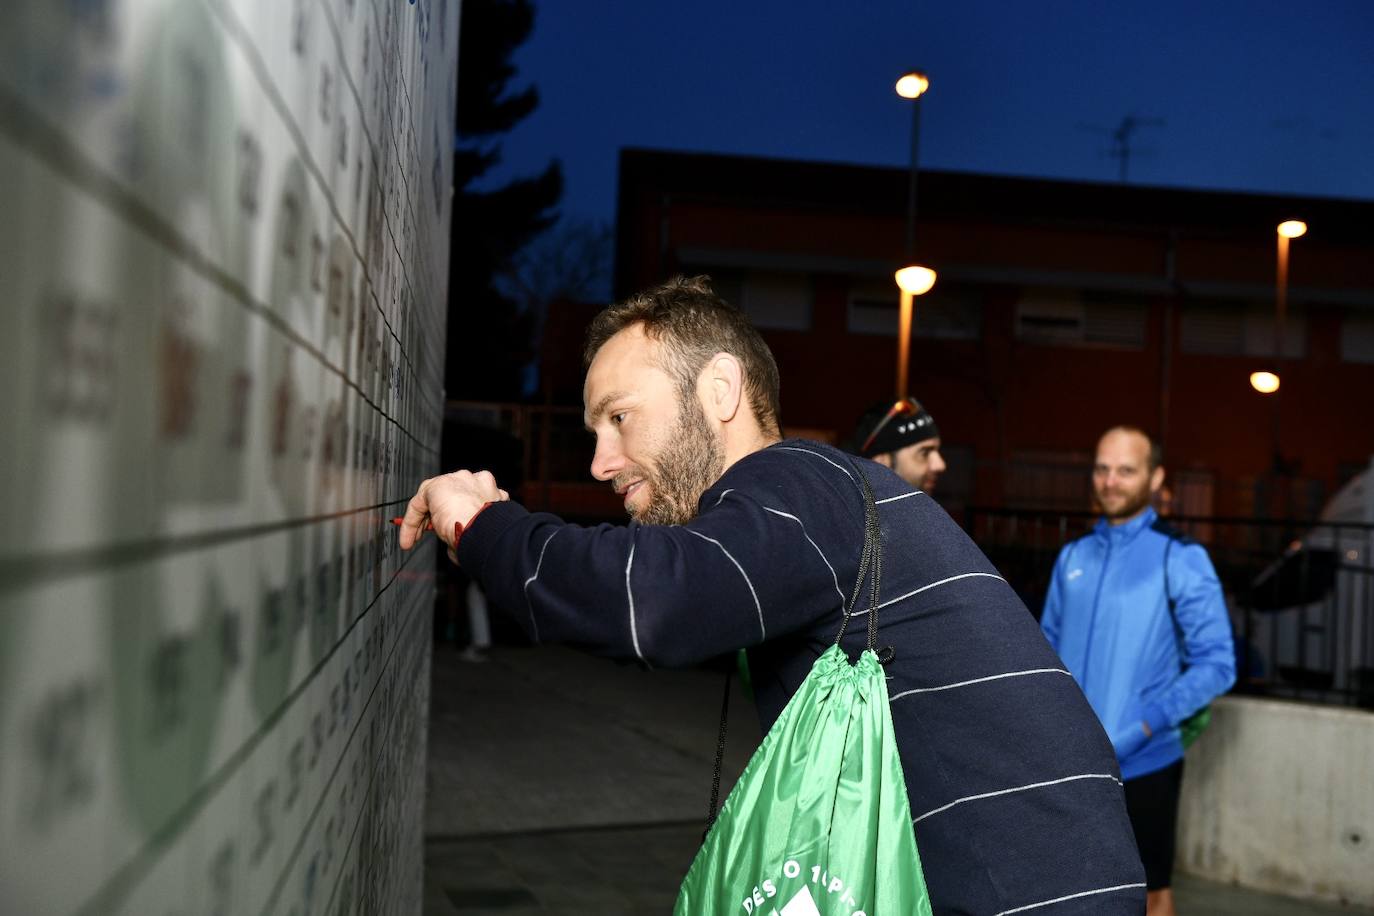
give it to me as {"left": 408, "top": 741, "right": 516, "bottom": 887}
{"left": 404, "top": 277, "right": 1146, "bottom": 914}
{"left": 1042, "top": 426, "right": 1236, "bottom": 916}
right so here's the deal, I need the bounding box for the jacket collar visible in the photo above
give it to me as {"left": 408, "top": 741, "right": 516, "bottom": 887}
{"left": 1094, "top": 505, "right": 1158, "bottom": 544}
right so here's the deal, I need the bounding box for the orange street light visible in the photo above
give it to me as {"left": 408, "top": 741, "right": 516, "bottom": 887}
{"left": 1260, "top": 219, "right": 1306, "bottom": 493}
{"left": 894, "top": 266, "right": 937, "bottom": 397}
{"left": 1274, "top": 220, "right": 1305, "bottom": 359}
{"left": 1249, "top": 371, "right": 1280, "bottom": 394}
{"left": 894, "top": 70, "right": 933, "bottom": 397}
{"left": 1255, "top": 220, "right": 1306, "bottom": 396}
{"left": 895, "top": 72, "right": 930, "bottom": 99}
{"left": 1277, "top": 220, "right": 1307, "bottom": 239}
{"left": 896, "top": 71, "right": 930, "bottom": 261}
{"left": 895, "top": 265, "right": 937, "bottom": 296}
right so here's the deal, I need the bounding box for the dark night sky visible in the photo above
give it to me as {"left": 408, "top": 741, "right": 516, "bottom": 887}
{"left": 477, "top": 0, "right": 1374, "bottom": 226}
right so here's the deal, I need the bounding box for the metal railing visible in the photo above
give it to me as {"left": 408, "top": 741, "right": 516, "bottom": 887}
{"left": 966, "top": 507, "right": 1374, "bottom": 709}
{"left": 440, "top": 401, "right": 1374, "bottom": 708}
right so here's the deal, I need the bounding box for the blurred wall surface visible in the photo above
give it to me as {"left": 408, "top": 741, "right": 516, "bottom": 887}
{"left": 1176, "top": 696, "right": 1374, "bottom": 907}
{"left": 0, "top": 2, "right": 457, "bottom": 914}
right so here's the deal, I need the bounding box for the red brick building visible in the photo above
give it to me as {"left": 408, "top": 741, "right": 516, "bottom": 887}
{"left": 540, "top": 149, "right": 1374, "bottom": 520}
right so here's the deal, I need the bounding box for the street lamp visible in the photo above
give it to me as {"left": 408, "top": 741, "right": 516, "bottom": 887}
{"left": 894, "top": 70, "right": 936, "bottom": 397}
{"left": 895, "top": 72, "right": 929, "bottom": 100}
{"left": 1251, "top": 220, "right": 1306, "bottom": 394}
{"left": 895, "top": 70, "right": 930, "bottom": 261}
{"left": 895, "top": 266, "right": 937, "bottom": 396}
{"left": 1258, "top": 220, "right": 1306, "bottom": 508}
{"left": 1249, "top": 370, "right": 1280, "bottom": 394}
{"left": 1277, "top": 220, "right": 1307, "bottom": 239}
{"left": 895, "top": 265, "right": 937, "bottom": 296}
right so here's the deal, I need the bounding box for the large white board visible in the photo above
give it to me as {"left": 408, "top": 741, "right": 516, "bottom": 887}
{"left": 0, "top": 1, "right": 457, "bottom": 913}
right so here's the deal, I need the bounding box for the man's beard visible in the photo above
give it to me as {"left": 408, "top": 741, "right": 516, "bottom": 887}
{"left": 625, "top": 394, "right": 726, "bottom": 526}
{"left": 1096, "top": 481, "right": 1153, "bottom": 520}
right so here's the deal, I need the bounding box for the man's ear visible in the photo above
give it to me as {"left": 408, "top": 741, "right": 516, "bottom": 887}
{"left": 871, "top": 452, "right": 893, "bottom": 469}
{"left": 701, "top": 352, "right": 744, "bottom": 423}
{"left": 1150, "top": 465, "right": 1166, "bottom": 495}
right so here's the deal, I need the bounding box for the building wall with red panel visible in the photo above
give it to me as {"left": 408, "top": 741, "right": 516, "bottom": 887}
{"left": 542, "top": 149, "right": 1374, "bottom": 518}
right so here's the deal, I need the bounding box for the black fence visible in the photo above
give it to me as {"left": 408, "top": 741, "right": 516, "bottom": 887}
{"left": 966, "top": 508, "right": 1374, "bottom": 710}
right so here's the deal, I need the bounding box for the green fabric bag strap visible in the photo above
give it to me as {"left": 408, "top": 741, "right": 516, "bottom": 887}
{"left": 704, "top": 458, "right": 887, "bottom": 831}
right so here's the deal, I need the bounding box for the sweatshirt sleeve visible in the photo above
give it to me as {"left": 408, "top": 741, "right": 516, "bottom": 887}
{"left": 1141, "top": 541, "right": 1237, "bottom": 732}
{"left": 454, "top": 481, "right": 859, "bottom": 669}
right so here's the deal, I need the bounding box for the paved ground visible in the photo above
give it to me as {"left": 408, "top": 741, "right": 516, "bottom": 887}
{"left": 423, "top": 643, "right": 1370, "bottom": 915}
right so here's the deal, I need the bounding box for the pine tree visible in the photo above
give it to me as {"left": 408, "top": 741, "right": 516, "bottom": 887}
{"left": 447, "top": 0, "right": 562, "bottom": 401}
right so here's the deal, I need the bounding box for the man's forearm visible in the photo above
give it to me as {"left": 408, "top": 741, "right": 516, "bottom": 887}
{"left": 452, "top": 493, "right": 838, "bottom": 668}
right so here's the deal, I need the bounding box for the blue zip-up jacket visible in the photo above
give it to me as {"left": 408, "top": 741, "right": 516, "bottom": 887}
{"left": 1041, "top": 507, "right": 1236, "bottom": 780}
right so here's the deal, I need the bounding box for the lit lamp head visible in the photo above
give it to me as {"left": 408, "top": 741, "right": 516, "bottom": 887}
{"left": 1277, "top": 220, "right": 1307, "bottom": 239}
{"left": 895, "top": 265, "right": 937, "bottom": 296}
{"left": 895, "top": 71, "right": 930, "bottom": 99}
{"left": 1250, "top": 370, "right": 1280, "bottom": 394}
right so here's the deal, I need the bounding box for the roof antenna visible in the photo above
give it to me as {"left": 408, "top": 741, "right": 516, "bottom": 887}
{"left": 1079, "top": 114, "right": 1165, "bottom": 182}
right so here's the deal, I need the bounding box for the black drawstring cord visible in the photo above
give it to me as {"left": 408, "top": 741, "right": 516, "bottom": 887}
{"left": 834, "top": 459, "right": 890, "bottom": 660}
{"left": 703, "top": 660, "right": 733, "bottom": 838}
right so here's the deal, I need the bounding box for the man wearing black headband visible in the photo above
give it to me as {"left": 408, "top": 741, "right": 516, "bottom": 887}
{"left": 850, "top": 397, "right": 947, "bottom": 492}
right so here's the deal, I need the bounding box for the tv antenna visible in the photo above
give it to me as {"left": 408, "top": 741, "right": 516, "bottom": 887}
{"left": 1079, "top": 114, "right": 1165, "bottom": 183}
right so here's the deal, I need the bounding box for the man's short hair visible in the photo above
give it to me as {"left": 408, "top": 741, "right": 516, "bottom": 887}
{"left": 1104, "top": 425, "right": 1164, "bottom": 470}
{"left": 584, "top": 276, "right": 782, "bottom": 436}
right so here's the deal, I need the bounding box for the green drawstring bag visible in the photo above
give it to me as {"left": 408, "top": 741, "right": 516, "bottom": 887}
{"left": 1179, "top": 706, "right": 1212, "bottom": 750}
{"left": 676, "top": 463, "right": 932, "bottom": 916}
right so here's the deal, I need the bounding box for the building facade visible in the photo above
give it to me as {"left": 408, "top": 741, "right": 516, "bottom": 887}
{"left": 570, "top": 148, "right": 1374, "bottom": 519}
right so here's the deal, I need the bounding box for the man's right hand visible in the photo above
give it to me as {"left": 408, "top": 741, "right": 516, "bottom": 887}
{"left": 398, "top": 470, "right": 509, "bottom": 560}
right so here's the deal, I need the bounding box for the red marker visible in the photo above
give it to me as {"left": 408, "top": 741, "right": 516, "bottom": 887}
{"left": 391, "top": 516, "right": 434, "bottom": 530}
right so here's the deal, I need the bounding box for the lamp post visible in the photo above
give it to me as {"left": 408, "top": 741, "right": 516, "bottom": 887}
{"left": 1274, "top": 220, "right": 1307, "bottom": 361}
{"left": 896, "top": 71, "right": 929, "bottom": 260}
{"left": 1258, "top": 220, "right": 1306, "bottom": 510}
{"left": 894, "top": 71, "right": 937, "bottom": 398}
{"left": 895, "top": 266, "right": 937, "bottom": 396}
{"left": 1252, "top": 219, "right": 1306, "bottom": 395}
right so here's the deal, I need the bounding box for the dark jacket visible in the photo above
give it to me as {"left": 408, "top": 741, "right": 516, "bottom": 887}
{"left": 459, "top": 439, "right": 1145, "bottom": 915}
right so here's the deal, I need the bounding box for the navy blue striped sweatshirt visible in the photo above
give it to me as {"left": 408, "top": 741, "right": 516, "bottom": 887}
{"left": 458, "top": 439, "right": 1145, "bottom": 915}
